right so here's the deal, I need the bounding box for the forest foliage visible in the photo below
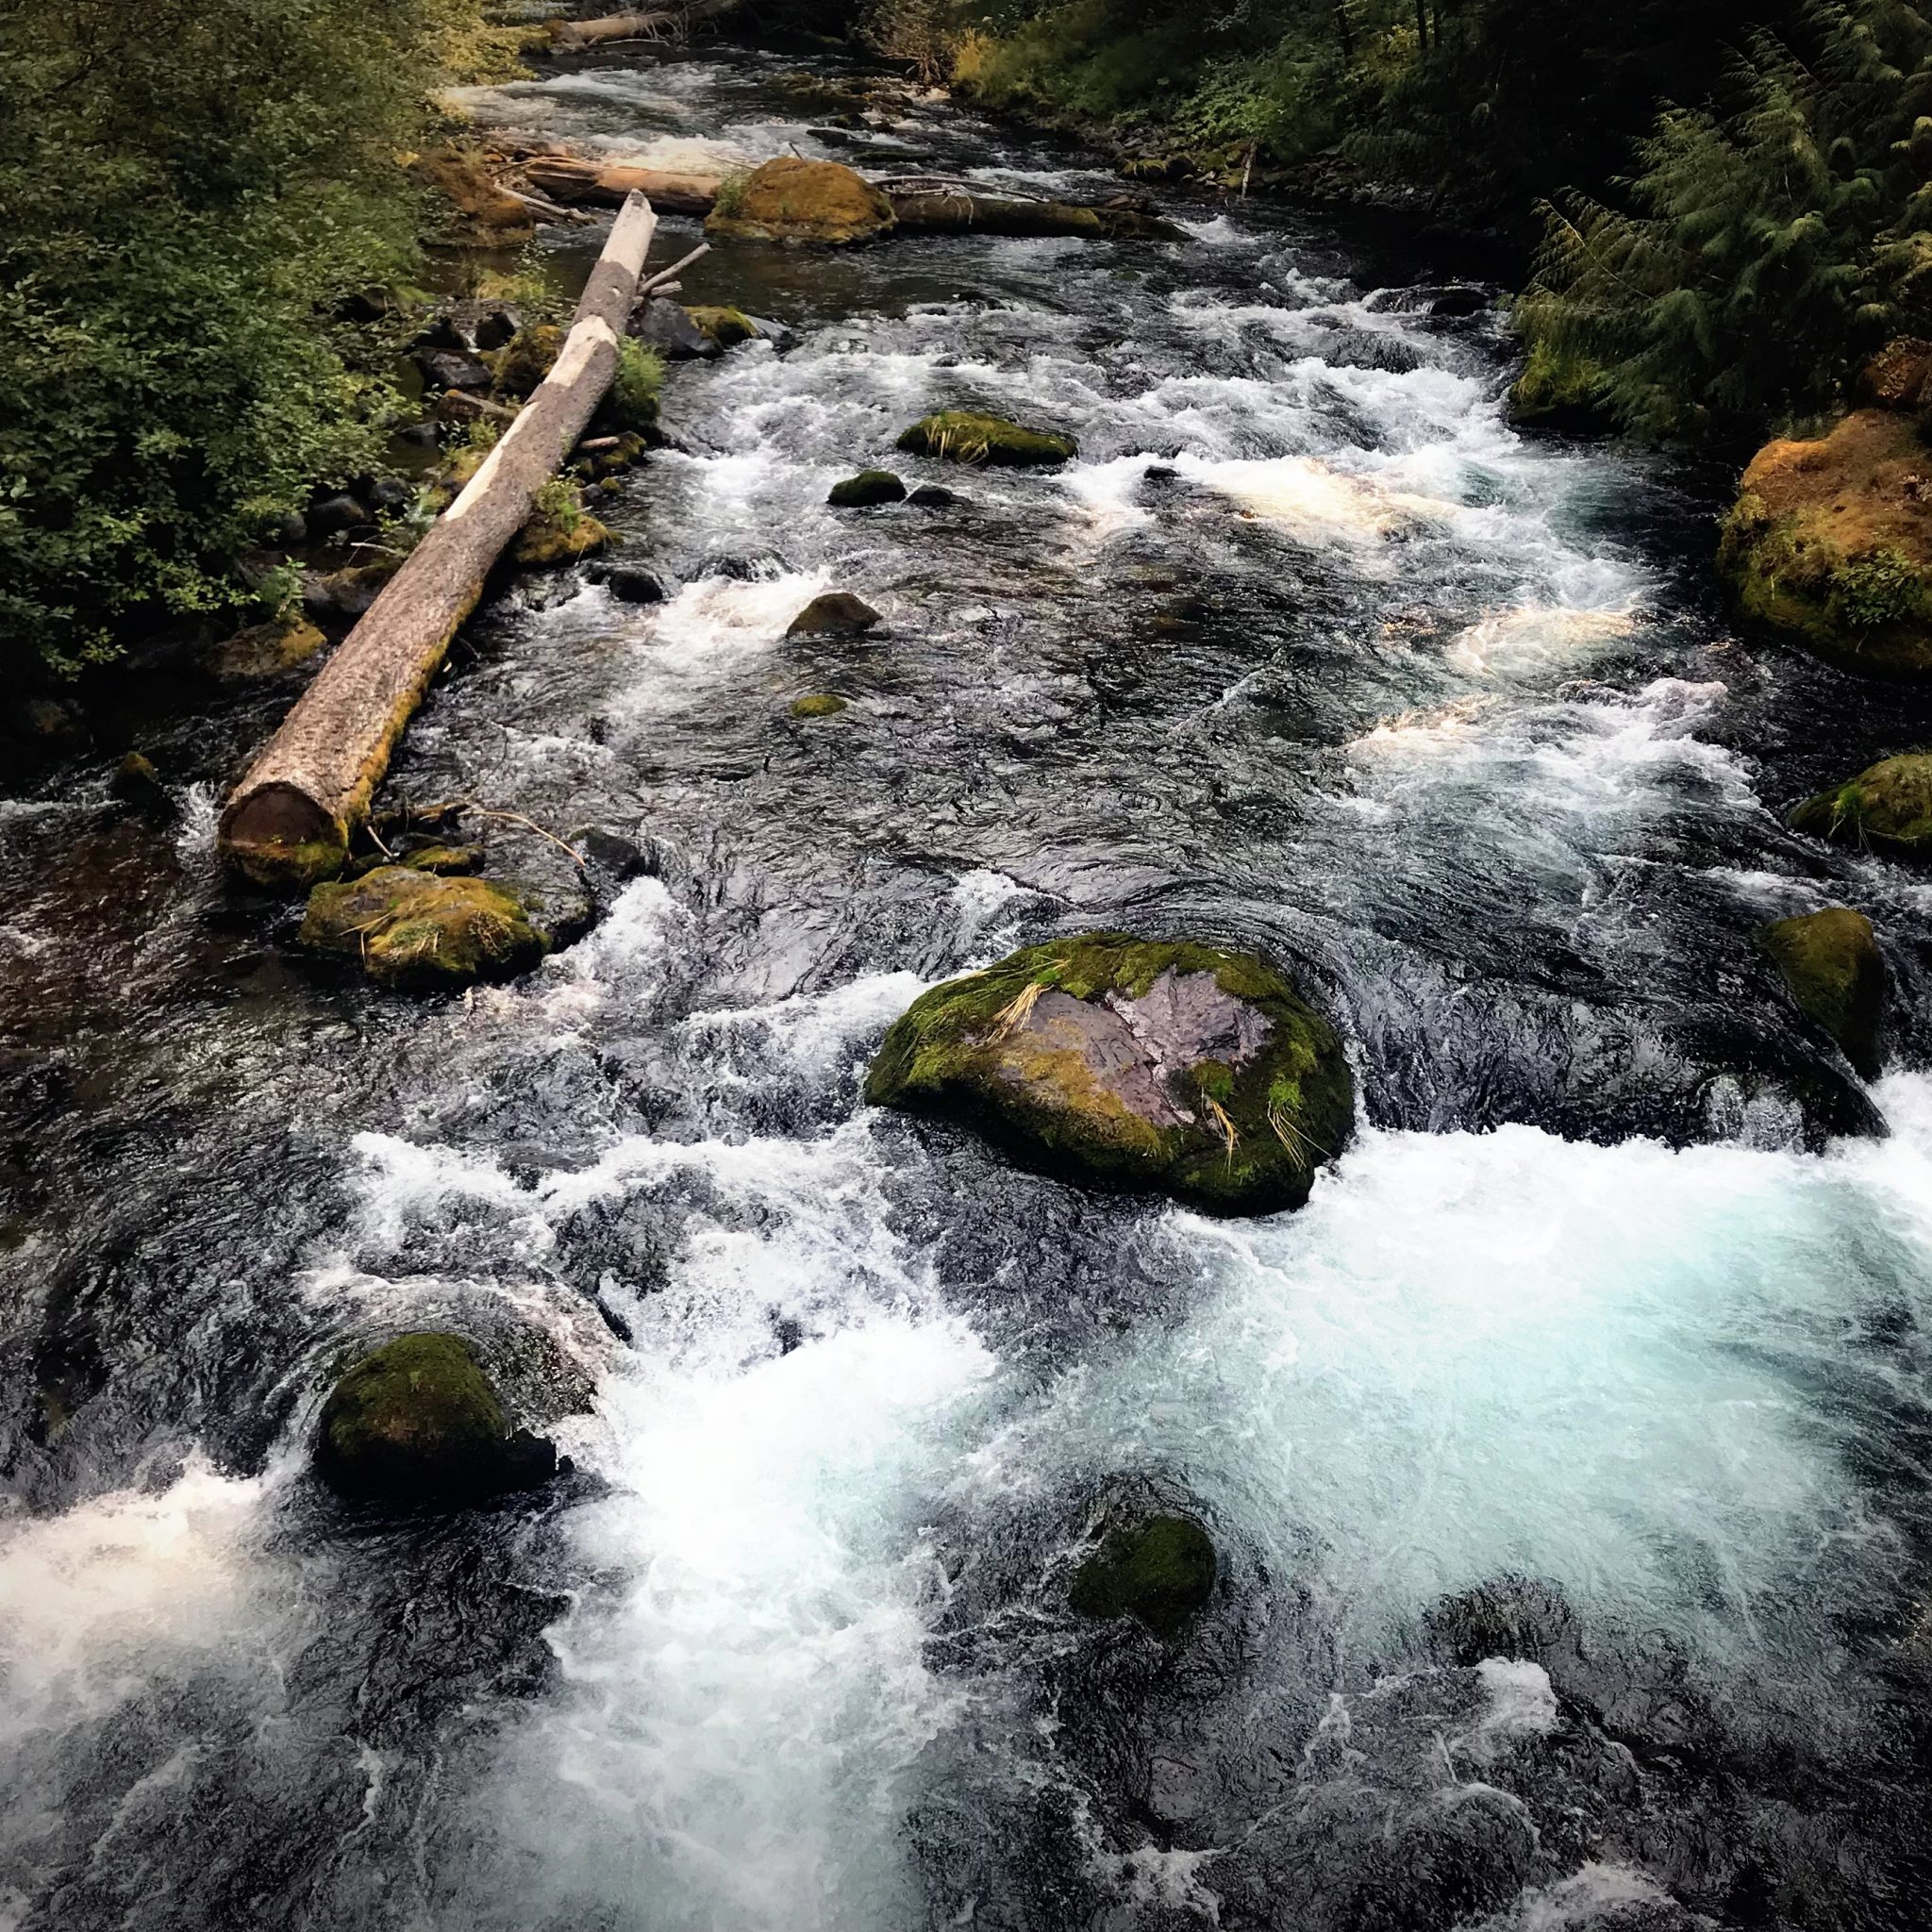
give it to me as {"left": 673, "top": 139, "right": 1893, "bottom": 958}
{"left": 0, "top": 0, "right": 510, "bottom": 679}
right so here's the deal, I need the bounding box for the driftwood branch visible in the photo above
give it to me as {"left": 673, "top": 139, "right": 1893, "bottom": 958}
{"left": 218, "top": 194, "right": 659, "bottom": 888}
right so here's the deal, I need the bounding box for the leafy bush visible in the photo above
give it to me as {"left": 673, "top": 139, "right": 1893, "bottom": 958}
{"left": 1831, "top": 548, "right": 1931, "bottom": 630}
{"left": 1515, "top": 0, "right": 1932, "bottom": 445}
{"left": 0, "top": 0, "right": 496, "bottom": 680}
{"left": 607, "top": 338, "right": 666, "bottom": 435}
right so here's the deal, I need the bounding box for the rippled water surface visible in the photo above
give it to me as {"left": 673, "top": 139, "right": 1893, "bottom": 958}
{"left": 5, "top": 42, "right": 1932, "bottom": 1932}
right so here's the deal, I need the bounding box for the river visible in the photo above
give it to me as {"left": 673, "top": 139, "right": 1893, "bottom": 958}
{"left": 3, "top": 37, "right": 1932, "bottom": 1932}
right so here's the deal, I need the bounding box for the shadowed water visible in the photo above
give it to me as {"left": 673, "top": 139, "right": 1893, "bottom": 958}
{"left": 3, "top": 41, "right": 1932, "bottom": 1932}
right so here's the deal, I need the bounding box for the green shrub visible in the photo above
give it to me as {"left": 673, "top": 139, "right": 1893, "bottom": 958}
{"left": 1831, "top": 548, "right": 1930, "bottom": 630}
{"left": 607, "top": 337, "right": 665, "bottom": 436}
{"left": 0, "top": 0, "right": 496, "bottom": 681}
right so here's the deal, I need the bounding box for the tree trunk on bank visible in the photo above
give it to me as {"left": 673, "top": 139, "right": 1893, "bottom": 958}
{"left": 549, "top": 1, "right": 741, "bottom": 48}
{"left": 523, "top": 155, "right": 722, "bottom": 216}
{"left": 218, "top": 194, "right": 658, "bottom": 889}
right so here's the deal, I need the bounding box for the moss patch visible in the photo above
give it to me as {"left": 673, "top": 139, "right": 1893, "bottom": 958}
{"left": 205, "top": 615, "right": 327, "bottom": 678}
{"left": 315, "top": 1331, "right": 556, "bottom": 1505}
{"left": 686, "top": 305, "right": 763, "bottom": 346}
{"left": 704, "top": 157, "right": 896, "bottom": 246}
{"left": 896, "top": 410, "right": 1077, "bottom": 468}
{"left": 1717, "top": 410, "right": 1932, "bottom": 679}
{"left": 492, "top": 323, "right": 564, "bottom": 400}
{"left": 299, "top": 865, "right": 546, "bottom": 990}
{"left": 1069, "top": 1513, "right": 1216, "bottom": 1639}
{"left": 866, "top": 933, "right": 1353, "bottom": 1215}
{"left": 790, "top": 693, "right": 849, "bottom": 717}
{"left": 1760, "top": 907, "right": 1886, "bottom": 1080}
{"left": 1791, "top": 753, "right": 1932, "bottom": 856}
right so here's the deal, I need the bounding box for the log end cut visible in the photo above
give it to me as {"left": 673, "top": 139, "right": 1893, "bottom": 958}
{"left": 219, "top": 781, "right": 351, "bottom": 889}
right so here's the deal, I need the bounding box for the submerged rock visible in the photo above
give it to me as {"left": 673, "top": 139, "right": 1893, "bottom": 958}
{"left": 1717, "top": 401, "right": 1932, "bottom": 678}
{"left": 896, "top": 409, "right": 1077, "bottom": 468}
{"left": 866, "top": 933, "right": 1354, "bottom": 1214}
{"left": 109, "top": 752, "right": 174, "bottom": 822}
{"left": 787, "top": 591, "right": 881, "bottom": 637}
{"left": 705, "top": 157, "right": 896, "bottom": 246}
{"left": 908, "top": 483, "right": 962, "bottom": 508}
{"left": 606, "top": 563, "right": 669, "bottom": 604}
{"left": 1069, "top": 1513, "right": 1217, "bottom": 1639}
{"left": 315, "top": 1332, "right": 557, "bottom": 1505}
{"left": 685, "top": 304, "right": 764, "bottom": 347}
{"left": 1791, "top": 752, "right": 1932, "bottom": 855}
{"left": 1760, "top": 907, "right": 1886, "bottom": 1079}
{"left": 827, "top": 469, "right": 906, "bottom": 508}
{"left": 790, "top": 692, "right": 848, "bottom": 717}
{"left": 299, "top": 866, "right": 546, "bottom": 990}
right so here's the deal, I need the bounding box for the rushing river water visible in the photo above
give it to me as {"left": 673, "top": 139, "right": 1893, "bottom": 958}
{"left": 6, "top": 39, "right": 1932, "bottom": 1932}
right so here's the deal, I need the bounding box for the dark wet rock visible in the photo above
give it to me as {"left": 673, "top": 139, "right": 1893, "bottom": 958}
{"left": 315, "top": 1331, "right": 557, "bottom": 1505}
{"left": 828, "top": 469, "right": 906, "bottom": 508}
{"left": 366, "top": 475, "right": 413, "bottom": 513}
{"left": 299, "top": 866, "right": 546, "bottom": 990}
{"left": 705, "top": 156, "right": 896, "bottom": 246}
{"left": 570, "top": 826, "right": 651, "bottom": 893}
{"left": 1068, "top": 1512, "right": 1216, "bottom": 1638}
{"left": 701, "top": 549, "right": 791, "bottom": 581}
{"left": 1429, "top": 286, "right": 1491, "bottom": 317}
{"left": 392, "top": 420, "right": 440, "bottom": 448}
{"left": 897, "top": 409, "right": 1077, "bottom": 467}
{"left": 307, "top": 492, "right": 372, "bottom": 539}
{"left": 1791, "top": 752, "right": 1932, "bottom": 855}
{"left": 267, "top": 508, "right": 308, "bottom": 547}
{"left": 1425, "top": 1574, "right": 1583, "bottom": 1669}
{"left": 415, "top": 312, "right": 475, "bottom": 353}
{"left": 493, "top": 324, "right": 564, "bottom": 400}
{"left": 787, "top": 591, "right": 881, "bottom": 638}
{"left": 475, "top": 306, "right": 522, "bottom": 352}
{"left": 907, "top": 483, "right": 962, "bottom": 508}
{"left": 790, "top": 693, "right": 848, "bottom": 717}
{"left": 1760, "top": 907, "right": 1886, "bottom": 1078}
{"left": 206, "top": 615, "right": 328, "bottom": 677}
{"left": 630, "top": 296, "right": 722, "bottom": 360}
{"left": 108, "top": 752, "right": 174, "bottom": 822}
{"left": 414, "top": 347, "right": 491, "bottom": 392}
{"left": 606, "top": 563, "right": 669, "bottom": 605}
{"left": 867, "top": 933, "right": 1354, "bottom": 1214}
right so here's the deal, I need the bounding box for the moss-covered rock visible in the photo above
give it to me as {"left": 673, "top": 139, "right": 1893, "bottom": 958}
{"left": 513, "top": 502, "right": 612, "bottom": 570}
{"left": 492, "top": 324, "right": 565, "bottom": 400}
{"left": 705, "top": 157, "right": 896, "bottom": 246}
{"left": 787, "top": 591, "right": 881, "bottom": 637}
{"left": 866, "top": 934, "right": 1353, "bottom": 1215}
{"left": 299, "top": 866, "right": 546, "bottom": 990}
{"left": 1069, "top": 1513, "right": 1217, "bottom": 1639}
{"left": 1717, "top": 410, "right": 1932, "bottom": 679}
{"left": 315, "top": 1332, "right": 557, "bottom": 1505}
{"left": 896, "top": 410, "right": 1077, "bottom": 468}
{"left": 206, "top": 615, "right": 328, "bottom": 678}
{"left": 1507, "top": 338, "right": 1613, "bottom": 434}
{"left": 1760, "top": 907, "right": 1886, "bottom": 1080}
{"left": 686, "top": 304, "right": 764, "bottom": 347}
{"left": 828, "top": 469, "right": 907, "bottom": 508}
{"left": 408, "top": 147, "right": 535, "bottom": 245}
{"left": 1791, "top": 753, "right": 1932, "bottom": 856}
{"left": 790, "top": 692, "right": 848, "bottom": 717}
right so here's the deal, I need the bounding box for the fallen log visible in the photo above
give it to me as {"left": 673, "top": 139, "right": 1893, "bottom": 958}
{"left": 549, "top": 1, "right": 740, "bottom": 47}
{"left": 885, "top": 186, "right": 1180, "bottom": 242}
{"left": 523, "top": 155, "right": 721, "bottom": 217}
{"left": 218, "top": 193, "right": 658, "bottom": 889}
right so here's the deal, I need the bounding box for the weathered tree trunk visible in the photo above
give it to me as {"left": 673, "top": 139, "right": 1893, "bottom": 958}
{"left": 523, "top": 154, "right": 721, "bottom": 215}
{"left": 1413, "top": 0, "right": 1428, "bottom": 50}
{"left": 218, "top": 194, "right": 658, "bottom": 889}
{"left": 886, "top": 188, "right": 1178, "bottom": 241}
{"left": 549, "top": 0, "right": 741, "bottom": 48}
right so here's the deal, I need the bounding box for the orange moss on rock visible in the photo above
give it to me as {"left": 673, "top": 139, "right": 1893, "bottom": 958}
{"left": 705, "top": 157, "right": 896, "bottom": 246}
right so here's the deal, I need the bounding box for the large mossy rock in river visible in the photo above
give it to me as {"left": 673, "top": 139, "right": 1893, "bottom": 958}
{"left": 896, "top": 409, "right": 1077, "bottom": 468}
{"left": 1717, "top": 399, "right": 1932, "bottom": 679}
{"left": 316, "top": 1332, "right": 557, "bottom": 1505}
{"left": 866, "top": 934, "right": 1353, "bottom": 1214}
{"left": 1791, "top": 752, "right": 1932, "bottom": 856}
{"left": 1069, "top": 1513, "right": 1217, "bottom": 1639}
{"left": 705, "top": 157, "right": 896, "bottom": 246}
{"left": 300, "top": 866, "right": 545, "bottom": 991}
{"left": 1760, "top": 907, "right": 1887, "bottom": 1079}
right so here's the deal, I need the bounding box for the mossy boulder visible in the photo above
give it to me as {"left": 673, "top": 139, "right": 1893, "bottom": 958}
{"left": 315, "top": 1332, "right": 557, "bottom": 1505}
{"left": 790, "top": 693, "right": 848, "bottom": 717}
{"left": 299, "top": 866, "right": 546, "bottom": 990}
{"left": 492, "top": 324, "right": 564, "bottom": 400}
{"left": 205, "top": 615, "right": 327, "bottom": 678}
{"left": 408, "top": 147, "right": 534, "bottom": 245}
{"left": 1791, "top": 752, "right": 1932, "bottom": 856}
{"left": 705, "top": 157, "right": 896, "bottom": 246}
{"left": 787, "top": 591, "right": 881, "bottom": 637}
{"left": 1760, "top": 907, "right": 1886, "bottom": 1080}
{"left": 512, "top": 504, "right": 612, "bottom": 570}
{"left": 896, "top": 410, "right": 1077, "bottom": 468}
{"left": 1069, "top": 1513, "right": 1217, "bottom": 1639}
{"left": 866, "top": 934, "right": 1354, "bottom": 1215}
{"left": 828, "top": 469, "right": 907, "bottom": 508}
{"left": 686, "top": 304, "right": 764, "bottom": 347}
{"left": 1717, "top": 410, "right": 1932, "bottom": 679}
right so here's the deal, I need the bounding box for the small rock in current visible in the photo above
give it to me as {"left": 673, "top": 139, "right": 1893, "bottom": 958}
{"left": 787, "top": 592, "right": 881, "bottom": 638}
{"left": 607, "top": 564, "right": 669, "bottom": 605}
